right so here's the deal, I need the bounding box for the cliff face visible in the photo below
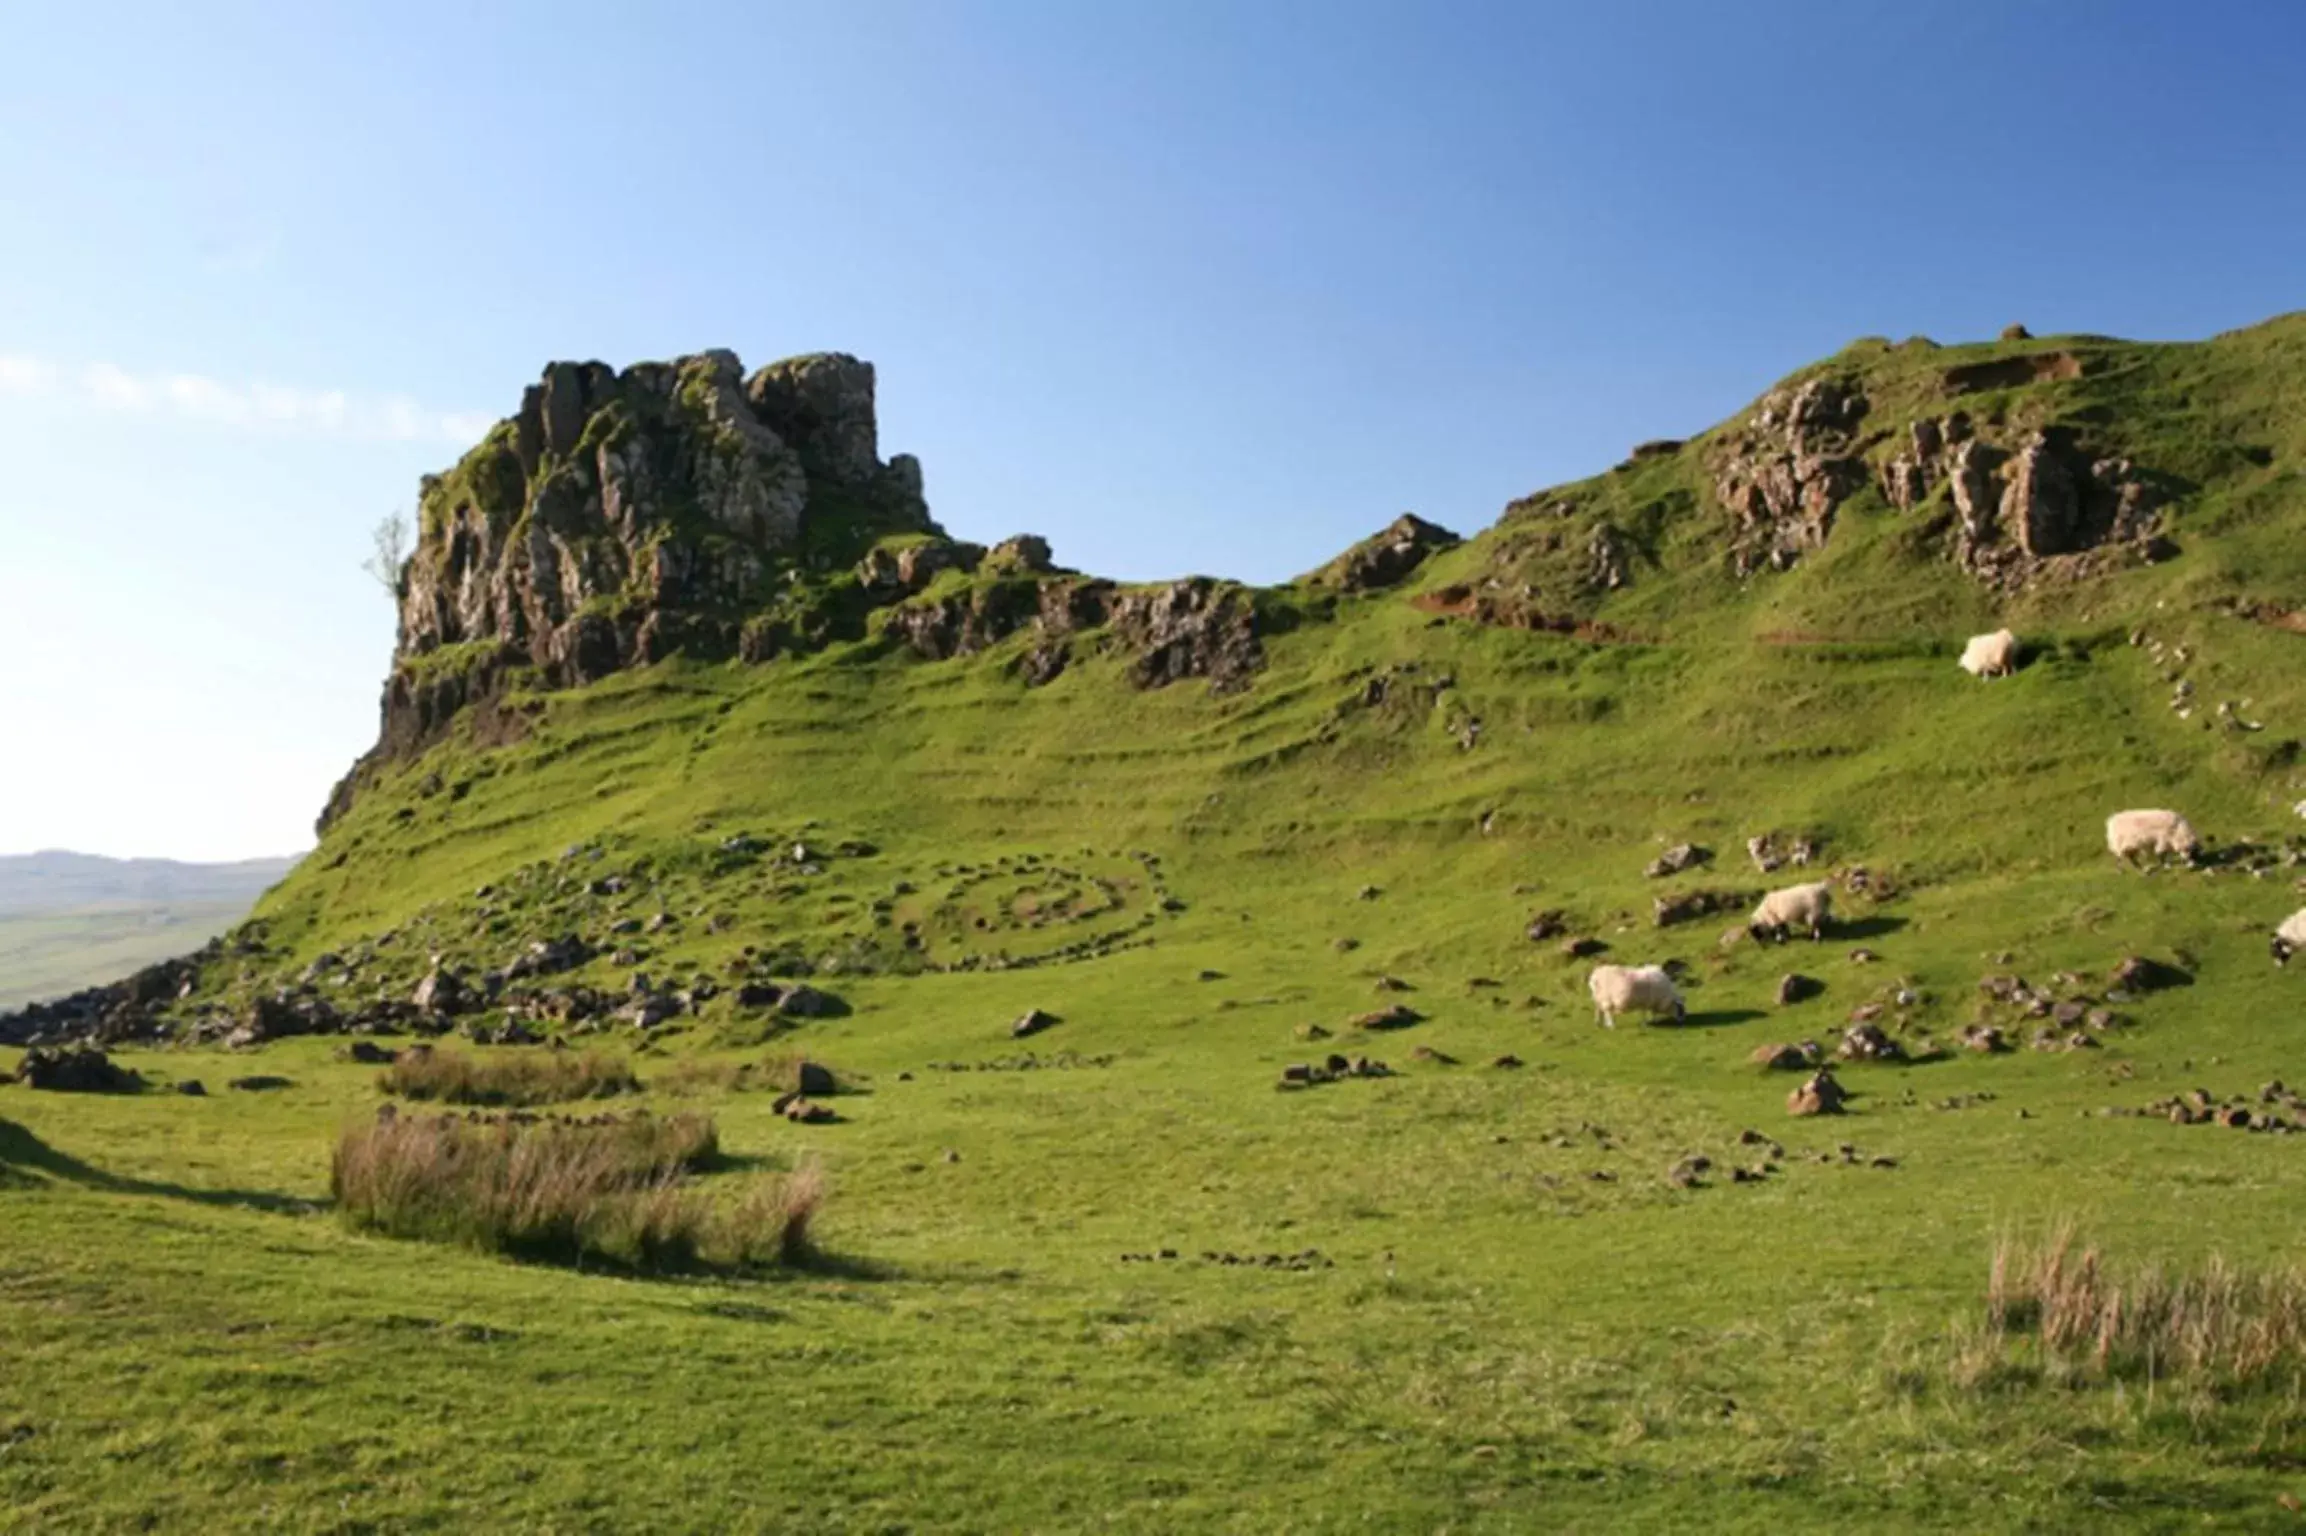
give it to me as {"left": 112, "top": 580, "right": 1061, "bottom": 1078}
{"left": 323, "top": 351, "right": 937, "bottom": 827}
{"left": 399, "top": 349, "right": 931, "bottom": 684}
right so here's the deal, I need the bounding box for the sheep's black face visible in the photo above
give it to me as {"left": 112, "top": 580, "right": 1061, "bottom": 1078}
{"left": 2276, "top": 936, "right": 2295, "bottom": 968}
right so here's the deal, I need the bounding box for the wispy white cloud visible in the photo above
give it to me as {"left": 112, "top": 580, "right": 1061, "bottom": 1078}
{"left": 0, "top": 351, "right": 490, "bottom": 445}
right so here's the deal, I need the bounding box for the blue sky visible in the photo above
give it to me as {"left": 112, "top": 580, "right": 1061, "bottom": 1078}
{"left": 2, "top": 1, "right": 2301, "bottom": 859}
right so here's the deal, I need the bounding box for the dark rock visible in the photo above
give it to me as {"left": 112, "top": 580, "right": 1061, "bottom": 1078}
{"left": 1560, "top": 936, "right": 1607, "bottom": 959}
{"left": 778, "top": 985, "right": 839, "bottom": 1018}
{"left": 1352, "top": 1005, "right": 1420, "bottom": 1031}
{"left": 781, "top": 1097, "right": 837, "bottom": 1124}
{"left": 1525, "top": 910, "right": 1569, "bottom": 942}
{"left": 15, "top": 1047, "right": 143, "bottom": 1094}
{"left": 2112, "top": 955, "right": 2190, "bottom": 992}
{"left": 1011, "top": 1008, "right": 1059, "bottom": 1039}
{"left": 1776, "top": 974, "right": 1822, "bottom": 1006}
{"left": 1488, "top": 1054, "right": 1523, "bottom": 1069}
{"left": 344, "top": 1041, "right": 398, "bottom": 1065}
{"left": 175, "top": 1080, "right": 207, "bottom": 1097}
{"left": 227, "top": 1076, "right": 293, "bottom": 1092}
{"left": 411, "top": 967, "right": 474, "bottom": 1017}
{"left": 795, "top": 1060, "right": 837, "bottom": 1097}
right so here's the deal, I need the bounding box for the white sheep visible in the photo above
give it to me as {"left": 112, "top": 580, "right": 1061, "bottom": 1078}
{"left": 1959, "top": 628, "right": 2019, "bottom": 678}
{"left": 2105, "top": 809, "right": 2201, "bottom": 870}
{"left": 2273, "top": 908, "right": 2306, "bottom": 967}
{"left": 1750, "top": 880, "right": 1834, "bottom": 943}
{"left": 1587, "top": 963, "right": 1686, "bottom": 1028}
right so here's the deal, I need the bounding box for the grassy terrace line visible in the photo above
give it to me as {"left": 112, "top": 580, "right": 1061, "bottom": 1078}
{"left": 11, "top": 315, "right": 2306, "bottom": 1527}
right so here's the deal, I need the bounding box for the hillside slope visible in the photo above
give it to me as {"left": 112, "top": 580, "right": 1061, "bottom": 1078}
{"left": 18, "top": 312, "right": 2306, "bottom": 1038}
{"left": 10, "top": 316, "right": 2306, "bottom": 1527}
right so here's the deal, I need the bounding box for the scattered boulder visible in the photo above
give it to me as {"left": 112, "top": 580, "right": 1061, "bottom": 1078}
{"left": 2111, "top": 955, "right": 2190, "bottom": 993}
{"left": 1525, "top": 910, "right": 1569, "bottom": 942}
{"left": 1752, "top": 1041, "right": 1821, "bottom": 1072}
{"left": 1838, "top": 1022, "right": 1906, "bottom": 1063}
{"left": 1666, "top": 1153, "right": 1712, "bottom": 1189}
{"left": 14, "top": 1047, "right": 143, "bottom": 1094}
{"left": 1560, "top": 936, "right": 1608, "bottom": 959}
{"left": 1652, "top": 888, "right": 1749, "bottom": 927}
{"left": 794, "top": 1060, "right": 838, "bottom": 1097}
{"left": 175, "top": 1080, "right": 207, "bottom": 1097}
{"left": 343, "top": 1041, "right": 398, "bottom": 1065}
{"left": 227, "top": 1076, "right": 293, "bottom": 1093}
{"left": 781, "top": 1098, "right": 837, "bottom": 1124}
{"left": 412, "top": 967, "right": 475, "bottom": 1017}
{"left": 1488, "top": 1054, "right": 1523, "bottom": 1070}
{"left": 777, "top": 985, "right": 839, "bottom": 1018}
{"left": 1011, "top": 1008, "right": 1059, "bottom": 1040}
{"left": 1352, "top": 1005, "right": 1420, "bottom": 1031}
{"left": 1960, "top": 1024, "right": 2009, "bottom": 1054}
{"left": 1787, "top": 1069, "right": 1848, "bottom": 1116}
{"left": 1644, "top": 844, "right": 1710, "bottom": 878}
{"left": 1776, "top": 974, "right": 1822, "bottom": 1006}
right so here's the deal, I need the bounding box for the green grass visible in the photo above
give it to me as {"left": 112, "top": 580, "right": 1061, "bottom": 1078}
{"left": 12, "top": 315, "right": 2306, "bottom": 1527}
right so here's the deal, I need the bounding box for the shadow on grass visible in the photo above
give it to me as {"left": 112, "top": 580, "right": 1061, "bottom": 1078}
{"left": 1674, "top": 1009, "right": 1768, "bottom": 1029}
{"left": 1836, "top": 915, "right": 1910, "bottom": 942}
{"left": 0, "top": 1115, "right": 314, "bottom": 1216}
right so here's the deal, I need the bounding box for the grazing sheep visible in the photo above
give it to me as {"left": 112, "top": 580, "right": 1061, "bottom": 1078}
{"left": 2105, "top": 809, "right": 2201, "bottom": 870}
{"left": 2274, "top": 908, "right": 2306, "bottom": 967}
{"left": 1587, "top": 964, "right": 1686, "bottom": 1029}
{"left": 1959, "top": 628, "right": 2019, "bottom": 678}
{"left": 1750, "top": 881, "right": 1834, "bottom": 943}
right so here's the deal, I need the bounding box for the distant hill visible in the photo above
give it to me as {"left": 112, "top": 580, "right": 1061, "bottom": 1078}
{"left": 0, "top": 851, "right": 297, "bottom": 1009}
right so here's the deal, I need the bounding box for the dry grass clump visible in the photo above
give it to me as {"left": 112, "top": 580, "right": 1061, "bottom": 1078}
{"left": 378, "top": 1046, "right": 640, "bottom": 1107}
{"left": 1962, "top": 1227, "right": 2306, "bottom": 1389}
{"left": 331, "top": 1109, "right": 821, "bottom": 1272}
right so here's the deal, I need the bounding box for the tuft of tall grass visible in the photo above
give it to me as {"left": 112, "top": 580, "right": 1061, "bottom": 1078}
{"left": 378, "top": 1046, "right": 640, "bottom": 1107}
{"left": 1966, "top": 1227, "right": 2306, "bottom": 1388}
{"left": 331, "top": 1109, "right": 821, "bottom": 1272}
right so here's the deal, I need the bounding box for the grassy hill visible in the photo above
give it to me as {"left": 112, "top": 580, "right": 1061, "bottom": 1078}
{"left": 7, "top": 316, "right": 2306, "bottom": 1528}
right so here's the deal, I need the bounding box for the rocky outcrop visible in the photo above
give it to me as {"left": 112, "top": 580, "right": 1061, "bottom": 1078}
{"left": 882, "top": 573, "right": 1262, "bottom": 694}
{"left": 1885, "top": 418, "right": 2162, "bottom": 585}
{"left": 401, "top": 351, "right": 931, "bottom": 678}
{"left": 1710, "top": 376, "right": 1870, "bottom": 575}
{"left": 323, "top": 350, "right": 939, "bottom": 827}
{"left": 1311, "top": 514, "right": 1461, "bottom": 592}
{"left": 1106, "top": 579, "right": 1263, "bottom": 693}
{"left": 1711, "top": 360, "right": 2166, "bottom": 589}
